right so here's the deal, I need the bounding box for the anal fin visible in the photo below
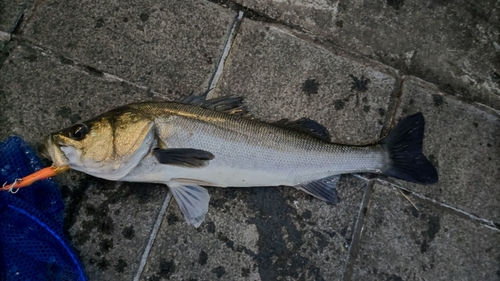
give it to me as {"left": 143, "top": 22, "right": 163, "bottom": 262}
{"left": 295, "top": 175, "right": 340, "bottom": 204}
{"left": 168, "top": 181, "right": 210, "bottom": 228}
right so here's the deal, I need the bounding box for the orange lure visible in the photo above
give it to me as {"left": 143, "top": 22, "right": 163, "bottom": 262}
{"left": 1, "top": 165, "right": 70, "bottom": 192}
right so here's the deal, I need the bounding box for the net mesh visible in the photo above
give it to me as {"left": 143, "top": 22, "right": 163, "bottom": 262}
{"left": 0, "top": 136, "right": 86, "bottom": 281}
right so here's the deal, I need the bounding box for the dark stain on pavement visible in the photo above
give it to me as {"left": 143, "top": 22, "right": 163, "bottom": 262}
{"left": 432, "top": 94, "right": 445, "bottom": 107}
{"left": 411, "top": 208, "right": 441, "bottom": 253}
{"left": 378, "top": 108, "right": 385, "bottom": 116}
{"left": 333, "top": 99, "right": 345, "bottom": 110}
{"left": 198, "top": 250, "right": 208, "bottom": 265}
{"left": 156, "top": 259, "right": 176, "bottom": 279}
{"left": 140, "top": 13, "right": 149, "bottom": 22}
{"left": 167, "top": 213, "right": 180, "bottom": 225}
{"left": 243, "top": 187, "right": 322, "bottom": 280}
{"left": 121, "top": 225, "right": 135, "bottom": 239}
{"left": 56, "top": 106, "right": 82, "bottom": 124}
{"left": 242, "top": 267, "right": 251, "bottom": 277}
{"left": 56, "top": 106, "right": 72, "bottom": 119}
{"left": 114, "top": 259, "right": 127, "bottom": 273}
{"left": 387, "top": 0, "right": 404, "bottom": 10}
{"left": 302, "top": 78, "right": 320, "bottom": 95}
{"left": 308, "top": 265, "right": 326, "bottom": 281}
{"left": 95, "top": 18, "right": 104, "bottom": 28}
{"left": 23, "top": 54, "right": 38, "bottom": 62}
{"left": 212, "top": 266, "right": 226, "bottom": 278}
{"left": 311, "top": 230, "right": 328, "bottom": 253}
{"left": 205, "top": 221, "right": 216, "bottom": 234}
{"left": 99, "top": 238, "right": 113, "bottom": 254}
{"left": 97, "top": 257, "right": 110, "bottom": 270}
{"left": 349, "top": 74, "right": 370, "bottom": 92}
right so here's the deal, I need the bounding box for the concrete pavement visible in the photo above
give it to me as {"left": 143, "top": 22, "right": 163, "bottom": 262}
{"left": 1, "top": 0, "right": 499, "bottom": 280}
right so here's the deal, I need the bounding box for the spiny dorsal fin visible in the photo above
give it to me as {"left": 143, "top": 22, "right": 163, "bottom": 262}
{"left": 274, "top": 118, "right": 331, "bottom": 142}
{"left": 176, "top": 92, "right": 252, "bottom": 118}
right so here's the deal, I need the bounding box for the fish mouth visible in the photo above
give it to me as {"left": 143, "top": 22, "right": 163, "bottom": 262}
{"left": 39, "top": 134, "right": 70, "bottom": 167}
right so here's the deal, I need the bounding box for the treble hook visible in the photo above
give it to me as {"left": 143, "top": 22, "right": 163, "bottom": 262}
{"left": 2, "top": 178, "right": 22, "bottom": 194}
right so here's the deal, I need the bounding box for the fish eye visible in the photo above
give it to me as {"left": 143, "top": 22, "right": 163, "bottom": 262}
{"left": 69, "top": 123, "right": 89, "bottom": 140}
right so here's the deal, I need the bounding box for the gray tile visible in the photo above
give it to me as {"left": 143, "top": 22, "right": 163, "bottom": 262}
{"left": 0, "top": 43, "right": 156, "bottom": 143}
{"left": 351, "top": 182, "right": 500, "bottom": 281}
{"left": 69, "top": 180, "right": 169, "bottom": 280}
{"left": 22, "top": 0, "right": 235, "bottom": 94}
{"left": 394, "top": 76, "right": 500, "bottom": 223}
{"left": 234, "top": 0, "right": 340, "bottom": 39}
{"left": 0, "top": 43, "right": 174, "bottom": 280}
{"left": 215, "top": 19, "right": 399, "bottom": 144}
{"left": 142, "top": 176, "right": 367, "bottom": 281}
{"left": 232, "top": 0, "right": 500, "bottom": 110}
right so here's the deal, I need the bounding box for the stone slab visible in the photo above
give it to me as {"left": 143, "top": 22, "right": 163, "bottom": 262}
{"left": 142, "top": 176, "right": 367, "bottom": 281}
{"left": 232, "top": 0, "right": 500, "bottom": 109}
{"left": 214, "top": 19, "right": 399, "bottom": 145}
{"left": 69, "top": 180, "right": 169, "bottom": 280}
{"left": 351, "top": 182, "right": 500, "bottom": 280}
{"left": 0, "top": 43, "right": 158, "bottom": 142}
{"left": 0, "top": 43, "right": 174, "bottom": 280}
{"left": 394, "top": 76, "right": 500, "bottom": 223}
{"left": 22, "top": 0, "right": 235, "bottom": 95}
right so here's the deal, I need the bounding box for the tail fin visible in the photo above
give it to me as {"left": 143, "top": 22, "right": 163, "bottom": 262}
{"left": 379, "top": 112, "right": 438, "bottom": 184}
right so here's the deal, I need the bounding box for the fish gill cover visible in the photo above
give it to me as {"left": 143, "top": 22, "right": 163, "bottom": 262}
{"left": 0, "top": 136, "right": 86, "bottom": 281}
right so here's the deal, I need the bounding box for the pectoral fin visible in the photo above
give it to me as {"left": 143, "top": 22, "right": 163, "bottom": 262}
{"left": 295, "top": 175, "right": 340, "bottom": 204}
{"left": 153, "top": 148, "right": 214, "bottom": 168}
{"left": 168, "top": 181, "right": 210, "bottom": 228}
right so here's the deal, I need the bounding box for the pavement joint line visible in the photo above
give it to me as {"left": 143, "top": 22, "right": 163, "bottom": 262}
{"left": 134, "top": 191, "right": 173, "bottom": 281}
{"left": 9, "top": 38, "right": 166, "bottom": 97}
{"left": 373, "top": 178, "right": 500, "bottom": 233}
{"left": 102, "top": 72, "right": 163, "bottom": 96}
{"left": 206, "top": 11, "right": 244, "bottom": 99}
{"left": 473, "top": 101, "right": 500, "bottom": 117}
{"left": 341, "top": 179, "right": 374, "bottom": 281}
{"left": 207, "top": 0, "right": 279, "bottom": 25}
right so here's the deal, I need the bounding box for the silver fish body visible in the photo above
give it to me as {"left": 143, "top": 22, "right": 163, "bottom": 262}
{"left": 121, "top": 102, "right": 387, "bottom": 187}
{"left": 41, "top": 96, "right": 437, "bottom": 227}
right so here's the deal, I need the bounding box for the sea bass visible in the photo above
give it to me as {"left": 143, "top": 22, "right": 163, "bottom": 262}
{"left": 40, "top": 95, "right": 438, "bottom": 227}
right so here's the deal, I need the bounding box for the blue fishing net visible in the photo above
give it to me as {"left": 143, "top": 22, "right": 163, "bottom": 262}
{"left": 0, "top": 136, "right": 86, "bottom": 281}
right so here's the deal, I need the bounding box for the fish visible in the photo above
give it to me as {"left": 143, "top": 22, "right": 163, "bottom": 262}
{"left": 40, "top": 94, "right": 438, "bottom": 227}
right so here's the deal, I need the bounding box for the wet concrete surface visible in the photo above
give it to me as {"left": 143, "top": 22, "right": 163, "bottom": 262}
{"left": 1, "top": 0, "right": 499, "bottom": 280}
{"left": 229, "top": 0, "right": 500, "bottom": 110}
{"left": 351, "top": 182, "right": 500, "bottom": 280}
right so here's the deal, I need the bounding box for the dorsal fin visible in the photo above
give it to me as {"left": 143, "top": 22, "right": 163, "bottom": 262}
{"left": 176, "top": 92, "right": 252, "bottom": 118}
{"left": 274, "top": 118, "right": 331, "bottom": 142}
